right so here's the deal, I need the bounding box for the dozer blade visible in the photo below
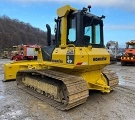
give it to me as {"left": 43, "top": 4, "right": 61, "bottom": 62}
{"left": 16, "top": 69, "right": 89, "bottom": 110}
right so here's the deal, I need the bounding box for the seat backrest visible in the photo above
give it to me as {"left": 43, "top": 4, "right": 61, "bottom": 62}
{"left": 84, "top": 35, "right": 90, "bottom": 44}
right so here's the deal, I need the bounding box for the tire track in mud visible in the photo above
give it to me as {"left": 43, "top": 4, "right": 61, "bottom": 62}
{"left": 115, "top": 86, "right": 135, "bottom": 112}
{"left": 116, "top": 86, "right": 135, "bottom": 96}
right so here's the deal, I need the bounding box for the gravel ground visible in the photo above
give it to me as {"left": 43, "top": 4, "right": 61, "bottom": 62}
{"left": 0, "top": 59, "right": 135, "bottom": 120}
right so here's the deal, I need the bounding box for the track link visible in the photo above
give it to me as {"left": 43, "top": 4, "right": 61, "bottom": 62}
{"left": 16, "top": 69, "right": 89, "bottom": 110}
{"left": 102, "top": 68, "right": 119, "bottom": 90}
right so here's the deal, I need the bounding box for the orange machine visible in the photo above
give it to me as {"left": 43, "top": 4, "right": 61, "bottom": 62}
{"left": 121, "top": 40, "right": 135, "bottom": 65}
{"left": 12, "top": 44, "right": 41, "bottom": 61}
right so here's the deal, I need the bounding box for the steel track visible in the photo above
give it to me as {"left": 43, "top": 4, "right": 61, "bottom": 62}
{"left": 102, "top": 69, "right": 119, "bottom": 90}
{"left": 16, "top": 69, "right": 89, "bottom": 110}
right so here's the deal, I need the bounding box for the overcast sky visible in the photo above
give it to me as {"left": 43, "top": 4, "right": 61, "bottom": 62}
{"left": 1, "top": 0, "right": 135, "bottom": 47}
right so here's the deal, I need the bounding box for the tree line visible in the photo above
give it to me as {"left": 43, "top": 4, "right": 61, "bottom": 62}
{"left": 0, "top": 15, "right": 53, "bottom": 50}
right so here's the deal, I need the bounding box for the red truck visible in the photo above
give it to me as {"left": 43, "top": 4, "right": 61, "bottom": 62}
{"left": 12, "top": 44, "right": 41, "bottom": 61}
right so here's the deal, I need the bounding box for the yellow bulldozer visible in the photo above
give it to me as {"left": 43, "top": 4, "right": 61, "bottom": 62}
{"left": 3, "top": 5, "right": 119, "bottom": 110}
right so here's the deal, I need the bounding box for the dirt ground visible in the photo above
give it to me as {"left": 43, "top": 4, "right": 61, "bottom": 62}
{"left": 0, "top": 59, "right": 135, "bottom": 120}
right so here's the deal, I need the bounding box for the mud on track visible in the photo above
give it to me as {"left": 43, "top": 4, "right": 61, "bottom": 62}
{"left": 0, "top": 59, "right": 135, "bottom": 120}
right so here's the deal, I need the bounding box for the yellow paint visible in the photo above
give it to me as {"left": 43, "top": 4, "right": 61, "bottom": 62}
{"left": 3, "top": 60, "right": 46, "bottom": 81}
{"left": 81, "top": 71, "right": 110, "bottom": 93}
{"left": 57, "top": 5, "right": 76, "bottom": 47}
{"left": 57, "top": 5, "right": 76, "bottom": 17}
{"left": 61, "top": 17, "right": 67, "bottom": 46}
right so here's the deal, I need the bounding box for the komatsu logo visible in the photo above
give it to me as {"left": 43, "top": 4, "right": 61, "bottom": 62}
{"left": 93, "top": 57, "right": 107, "bottom": 61}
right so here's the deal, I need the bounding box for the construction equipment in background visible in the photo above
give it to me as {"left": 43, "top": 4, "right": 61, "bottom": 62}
{"left": 106, "top": 49, "right": 117, "bottom": 64}
{"left": 106, "top": 40, "right": 118, "bottom": 64}
{"left": 3, "top": 5, "right": 119, "bottom": 110}
{"left": 11, "top": 44, "right": 41, "bottom": 61}
{"left": 121, "top": 40, "right": 135, "bottom": 66}
{"left": 2, "top": 51, "right": 8, "bottom": 58}
{"left": 116, "top": 50, "right": 124, "bottom": 61}
{"left": 10, "top": 46, "right": 18, "bottom": 60}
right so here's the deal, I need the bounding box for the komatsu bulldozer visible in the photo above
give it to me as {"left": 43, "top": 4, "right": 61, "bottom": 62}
{"left": 3, "top": 5, "right": 119, "bottom": 110}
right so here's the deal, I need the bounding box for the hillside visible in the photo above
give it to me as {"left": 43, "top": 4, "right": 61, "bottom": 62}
{"left": 0, "top": 15, "right": 52, "bottom": 50}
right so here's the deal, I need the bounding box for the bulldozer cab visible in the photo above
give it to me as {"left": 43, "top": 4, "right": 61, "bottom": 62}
{"left": 41, "top": 5, "right": 109, "bottom": 68}
{"left": 54, "top": 5, "right": 104, "bottom": 48}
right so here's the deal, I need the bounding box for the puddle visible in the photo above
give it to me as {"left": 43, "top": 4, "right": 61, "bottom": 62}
{"left": 118, "top": 76, "right": 125, "bottom": 85}
{"left": 0, "top": 95, "right": 5, "bottom": 99}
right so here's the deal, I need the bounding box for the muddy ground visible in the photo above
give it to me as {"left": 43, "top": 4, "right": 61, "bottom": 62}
{"left": 0, "top": 59, "right": 135, "bottom": 120}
